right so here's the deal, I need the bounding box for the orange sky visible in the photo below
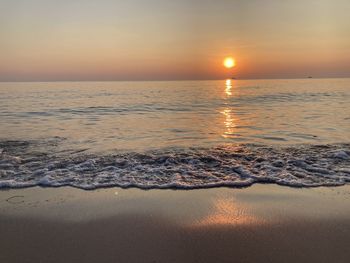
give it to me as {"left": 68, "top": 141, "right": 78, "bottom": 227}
{"left": 1, "top": 0, "right": 350, "bottom": 81}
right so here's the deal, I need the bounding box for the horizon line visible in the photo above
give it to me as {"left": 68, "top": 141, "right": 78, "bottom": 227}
{"left": 1, "top": 76, "right": 350, "bottom": 83}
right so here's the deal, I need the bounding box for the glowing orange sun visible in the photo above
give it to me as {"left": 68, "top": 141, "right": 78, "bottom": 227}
{"left": 223, "top": 57, "right": 235, "bottom": 68}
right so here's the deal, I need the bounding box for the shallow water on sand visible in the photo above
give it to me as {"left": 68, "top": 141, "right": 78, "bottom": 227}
{"left": 0, "top": 79, "right": 349, "bottom": 189}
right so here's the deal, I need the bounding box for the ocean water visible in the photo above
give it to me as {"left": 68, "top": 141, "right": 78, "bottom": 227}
{"left": 0, "top": 79, "right": 349, "bottom": 189}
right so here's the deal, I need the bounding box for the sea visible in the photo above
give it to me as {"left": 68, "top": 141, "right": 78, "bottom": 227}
{"left": 0, "top": 78, "right": 349, "bottom": 189}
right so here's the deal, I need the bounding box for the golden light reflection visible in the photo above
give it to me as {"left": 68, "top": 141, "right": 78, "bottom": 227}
{"left": 193, "top": 198, "right": 263, "bottom": 227}
{"left": 225, "top": 79, "right": 232, "bottom": 96}
{"left": 221, "top": 108, "right": 237, "bottom": 138}
{"left": 221, "top": 79, "right": 242, "bottom": 139}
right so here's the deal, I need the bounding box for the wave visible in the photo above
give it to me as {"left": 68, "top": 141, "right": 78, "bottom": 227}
{"left": 0, "top": 140, "right": 349, "bottom": 190}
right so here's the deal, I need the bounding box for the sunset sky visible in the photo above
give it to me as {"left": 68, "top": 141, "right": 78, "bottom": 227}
{"left": 1, "top": 0, "right": 350, "bottom": 81}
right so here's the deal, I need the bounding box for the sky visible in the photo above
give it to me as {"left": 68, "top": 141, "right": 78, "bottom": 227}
{"left": 1, "top": 0, "right": 350, "bottom": 81}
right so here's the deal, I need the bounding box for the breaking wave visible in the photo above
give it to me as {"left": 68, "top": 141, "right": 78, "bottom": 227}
{"left": 0, "top": 140, "right": 349, "bottom": 190}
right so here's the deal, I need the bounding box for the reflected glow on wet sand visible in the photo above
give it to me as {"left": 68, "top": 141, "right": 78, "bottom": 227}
{"left": 191, "top": 197, "right": 264, "bottom": 227}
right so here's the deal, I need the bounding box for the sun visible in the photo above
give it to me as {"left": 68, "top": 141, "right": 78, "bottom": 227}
{"left": 223, "top": 57, "right": 235, "bottom": 68}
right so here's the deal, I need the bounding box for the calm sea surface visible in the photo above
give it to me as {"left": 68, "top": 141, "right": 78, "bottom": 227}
{"left": 0, "top": 79, "right": 349, "bottom": 189}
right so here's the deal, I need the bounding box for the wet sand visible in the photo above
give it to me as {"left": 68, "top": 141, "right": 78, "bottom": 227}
{"left": 0, "top": 185, "right": 350, "bottom": 263}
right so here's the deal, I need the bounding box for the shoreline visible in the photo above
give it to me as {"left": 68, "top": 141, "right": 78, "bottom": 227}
{"left": 1, "top": 142, "right": 349, "bottom": 190}
{"left": 1, "top": 185, "right": 350, "bottom": 262}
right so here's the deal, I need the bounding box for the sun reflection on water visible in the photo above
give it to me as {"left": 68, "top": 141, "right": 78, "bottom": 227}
{"left": 225, "top": 79, "right": 232, "bottom": 96}
{"left": 221, "top": 80, "right": 239, "bottom": 138}
{"left": 221, "top": 108, "right": 237, "bottom": 138}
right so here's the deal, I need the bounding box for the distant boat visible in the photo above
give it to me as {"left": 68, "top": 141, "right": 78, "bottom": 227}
{"left": 307, "top": 76, "right": 313, "bottom": 78}
{"left": 231, "top": 77, "right": 237, "bottom": 80}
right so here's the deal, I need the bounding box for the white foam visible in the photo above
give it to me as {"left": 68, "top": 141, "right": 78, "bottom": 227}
{"left": 332, "top": 150, "right": 349, "bottom": 160}
{"left": 0, "top": 142, "right": 349, "bottom": 190}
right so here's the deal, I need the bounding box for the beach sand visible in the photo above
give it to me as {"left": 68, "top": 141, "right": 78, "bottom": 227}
{"left": 0, "top": 184, "right": 350, "bottom": 263}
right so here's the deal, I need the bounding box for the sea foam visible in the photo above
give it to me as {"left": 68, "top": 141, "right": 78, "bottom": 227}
{"left": 0, "top": 140, "right": 349, "bottom": 190}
